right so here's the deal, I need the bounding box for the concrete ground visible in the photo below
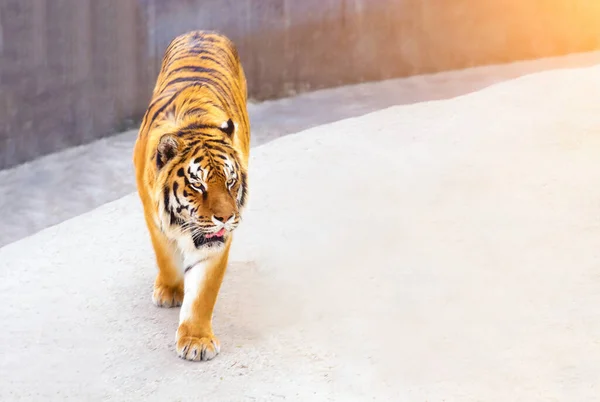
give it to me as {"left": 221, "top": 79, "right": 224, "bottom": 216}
{"left": 1, "top": 51, "right": 600, "bottom": 247}
{"left": 2, "top": 63, "right": 600, "bottom": 401}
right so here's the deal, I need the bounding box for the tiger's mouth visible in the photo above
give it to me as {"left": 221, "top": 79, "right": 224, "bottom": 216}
{"left": 193, "top": 228, "right": 228, "bottom": 248}
{"left": 204, "top": 228, "right": 226, "bottom": 239}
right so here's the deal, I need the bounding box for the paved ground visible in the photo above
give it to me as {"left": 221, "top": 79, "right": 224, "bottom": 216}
{"left": 1, "top": 51, "right": 599, "bottom": 247}
{"left": 2, "top": 64, "right": 600, "bottom": 401}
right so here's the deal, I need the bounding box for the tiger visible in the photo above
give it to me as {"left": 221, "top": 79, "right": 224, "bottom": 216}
{"left": 132, "top": 30, "right": 250, "bottom": 362}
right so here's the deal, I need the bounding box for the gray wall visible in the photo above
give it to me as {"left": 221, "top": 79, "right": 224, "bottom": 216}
{"left": 1, "top": 0, "right": 600, "bottom": 169}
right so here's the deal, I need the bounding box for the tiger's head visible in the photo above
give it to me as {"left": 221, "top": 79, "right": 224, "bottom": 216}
{"left": 152, "top": 117, "right": 248, "bottom": 254}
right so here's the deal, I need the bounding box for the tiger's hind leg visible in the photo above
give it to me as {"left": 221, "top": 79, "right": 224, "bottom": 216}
{"left": 145, "top": 216, "right": 184, "bottom": 308}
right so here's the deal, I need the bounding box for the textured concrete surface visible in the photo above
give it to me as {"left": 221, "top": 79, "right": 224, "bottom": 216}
{"left": 1, "top": 51, "right": 600, "bottom": 248}
{"left": 2, "top": 65, "right": 600, "bottom": 401}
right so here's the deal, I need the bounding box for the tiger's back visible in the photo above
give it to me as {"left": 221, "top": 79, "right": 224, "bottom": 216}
{"left": 134, "top": 30, "right": 250, "bottom": 184}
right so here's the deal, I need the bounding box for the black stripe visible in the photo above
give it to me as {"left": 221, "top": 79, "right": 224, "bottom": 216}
{"left": 190, "top": 144, "right": 204, "bottom": 157}
{"left": 146, "top": 83, "right": 205, "bottom": 128}
{"left": 162, "top": 40, "right": 186, "bottom": 68}
{"left": 170, "top": 211, "right": 181, "bottom": 226}
{"left": 168, "top": 65, "right": 220, "bottom": 76}
{"left": 184, "top": 257, "right": 209, "bottom": 274}
{"left": 163, "top": 187, "right": 170, "bottom": 210}
{"left": 163, "top": 76, "right": 229, "bottom": 97}
{"left": 199, "top": 55, "right": 231, "bottom": 70}
{"left": 207, "top": 138, "right": 229, "bottom": 146}
{"left": 165, "top": 65, "right": 231, "bottom": 95}
{"left": 146, "top": 96, "right": 177, "bottom": 130}
{"left": 191, "top": 34, "right": 220, "bottom": 44}
{"left": 180, "top": 143, "right": 202, "bottom": 157}
{"left": 186, "top": 106, "right": 208, "bottom": 115}
{"left": 164, "top": 49, "right": 211, "bottom": 67}
{"left": 172, "top": 182, "right": 181, "bottom": 204}
{"left": 206, "top": 144, "right": 229, "bottom": 154}
{"left": 216, "top": 48, "right": 238, "bottom": 73}
{"left": 180, "top": 122, "right": 218, "bottom": 132}
{"left": 165, "top": 47, "right": 208, "bottom": 62}
{"left": 239, "top": 171, "right": 248, "bottom": 207}
{"left": 139, "top": 91, "right": 175, "bottom": 134}
{"left": 165, "top": 76, "right": 231, "bottom": 103}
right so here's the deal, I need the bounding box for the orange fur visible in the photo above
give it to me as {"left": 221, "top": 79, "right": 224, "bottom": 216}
{"left": 133, "top": 31, "right": 250, "bottom": 361}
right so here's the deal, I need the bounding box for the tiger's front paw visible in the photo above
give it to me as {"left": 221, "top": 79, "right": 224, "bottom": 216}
{"left": 176, "top": 330, "right": 221, "bottom": 361}
{"left": 152, "top": 283, "right": 183, "bottom": 308}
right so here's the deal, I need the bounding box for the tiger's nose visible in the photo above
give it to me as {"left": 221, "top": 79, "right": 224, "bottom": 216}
{"left": 213, "top": 213, "right": 234, "bottom": 223}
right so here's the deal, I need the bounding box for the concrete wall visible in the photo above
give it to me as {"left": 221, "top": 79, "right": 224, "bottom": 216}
{"left": 1, "top": 0, "right": 600, "bottom": 169}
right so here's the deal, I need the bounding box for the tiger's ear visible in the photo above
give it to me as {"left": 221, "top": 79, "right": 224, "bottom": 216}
{"left": 219, "top": 118, "right": 235, "bottom": 137}
{"left": 156, "top": 134, "right": 179, "bottom": 169}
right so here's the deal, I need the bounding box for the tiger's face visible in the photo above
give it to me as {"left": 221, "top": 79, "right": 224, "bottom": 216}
{"left": 155, "top": 131, "right": 247, "bottom": 253}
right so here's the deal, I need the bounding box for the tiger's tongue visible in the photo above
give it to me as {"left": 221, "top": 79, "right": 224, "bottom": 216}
{"left": 205, "top": 228, "right": 226, "bottom": 239}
